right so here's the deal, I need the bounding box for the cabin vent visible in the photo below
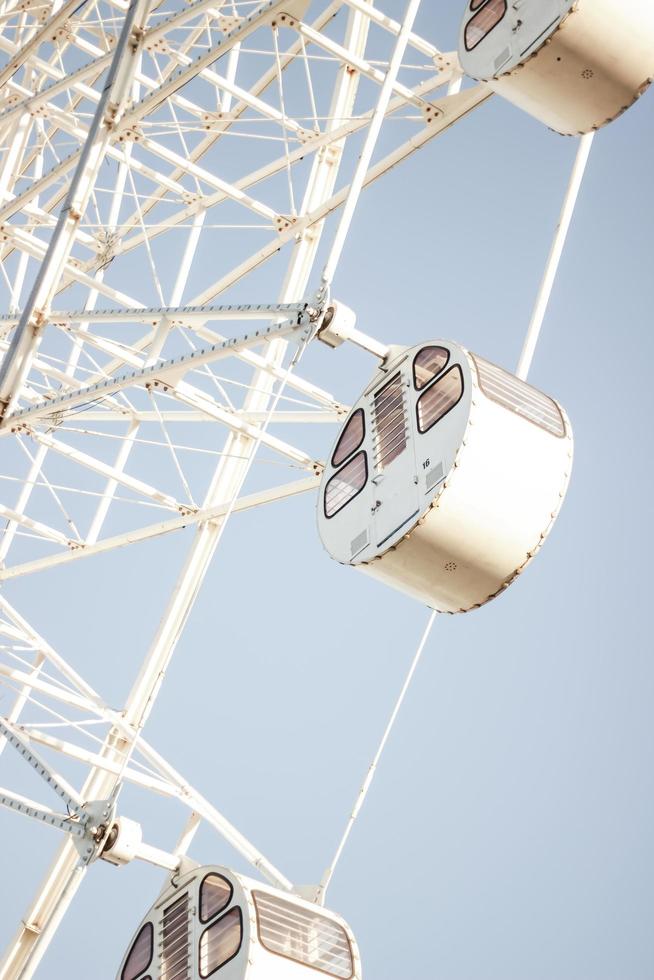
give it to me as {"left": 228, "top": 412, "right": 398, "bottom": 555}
{"left": 350, "top": 529, "right": 369, "bottom": 558}
{"left": 425, "top": 461, "right": 445, "bottom": 491}
{"left": 471, "top": 354, "right": 565, "bottom": 437}
{"left": 253, "top": 891, "right": 354, "bottom": 979}
{"left": 372, "top": 373, "right": 408, "bottom": 471}
{"left": 494, "top": 46, "right": 511, "bottom": 71}
{"left": 160, "top": 892, "right": 191, "bottom": 980}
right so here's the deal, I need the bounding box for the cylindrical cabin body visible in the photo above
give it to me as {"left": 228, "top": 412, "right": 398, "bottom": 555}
{"left": 117, "top": 865, "right": 361, "bottom": 980}
{"left": 458, "top": 0, "right": 654, "bottom": 135}
{"left": 317, "top": 342, "right": 572, "bottom": 613}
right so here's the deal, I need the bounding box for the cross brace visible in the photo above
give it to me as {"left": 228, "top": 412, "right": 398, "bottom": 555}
{"left": 2, "top": 314, "right": 312, "bottom": 428}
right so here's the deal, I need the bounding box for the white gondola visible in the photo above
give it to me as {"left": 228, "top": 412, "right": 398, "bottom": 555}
{"left": 317, "top": 341, "right": 572, "bottom": 613}
{"left": 457, "top": 0, "right": 654, "bottom": 135}
{"left": 117, "top": 865, "right": 361, "bottom": 980}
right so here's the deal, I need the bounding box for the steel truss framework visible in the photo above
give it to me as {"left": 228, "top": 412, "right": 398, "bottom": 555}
{"left": 0, "top": 0, "right": 574, "bottom": 977}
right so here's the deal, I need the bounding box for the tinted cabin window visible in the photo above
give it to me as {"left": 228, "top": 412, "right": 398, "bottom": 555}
{"left": 332, "top": 409, "right": 365, "bottom": 467}
{"left": 253, "top": 891, "right": 354, "bottom": 979}
{"left": 465, "top": 0, "right": 507, "bottom": 49}
{"left": 413, "top": 346, "right": 449, "bottom": 390}
{"left": 122, "top": 922, "right": 153, "bottom": 980}
{"left": 324, "top": 452, "right": 367, "bottom": 518}
{"left": 373, "top": 373, "right": 407, "bottom": 469}
{"left": 200, "top": 874, "right": 233, "bottom": 924}
{"left": 470, "top": 0, "right": 486, "bottom": 8}
{"left": 417, "top": 365, "right": 464, "bottom": 433}
{"left": 199, "top": 907, "right": 243, "bottom": 978}
{"left": 471, "top": 354, "right": 566, "bottom": 437}
{"left": 161, "top": 893, "right": 190, "bottom": 980}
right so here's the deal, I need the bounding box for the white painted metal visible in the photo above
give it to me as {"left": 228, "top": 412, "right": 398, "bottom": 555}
{"left": 459, "top": 0, "right": 654, "bottom": 135}
{"left": 318, "top": 341, "right": 573, "bottom": 612}
{"left": 0, "top": 475, "right": 321, "bottom": 581}
{"left": 0, "top": 3, "right": 406, "bottom": 974}
{"left": 320, "top": 0, "right": 421, "bottom": 290}
{"left": 0, "top": 0, "right": 155, "bottom": 417}
{"left": 517, "top": 133, "right": 594, "bottom": 380}
{"left": 0, "top": 1, "right": 585, "bottom": 976}
{"left": 316, "top": 609, "right": 437, "bottom": 905}
{"left": 2, "top": 315, "right": 311, "bottom": 429}
{"left": 117, "top": 865, "right": 362, "bottom": 980}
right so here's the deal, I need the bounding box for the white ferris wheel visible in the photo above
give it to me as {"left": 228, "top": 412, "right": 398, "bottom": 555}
{"left": 0, "top": 0, "right": 651, "bottom": 977}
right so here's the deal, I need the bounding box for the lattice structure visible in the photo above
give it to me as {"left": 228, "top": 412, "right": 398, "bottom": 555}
{"left": 0, "top": 3, "right": 498, "bottom": 976}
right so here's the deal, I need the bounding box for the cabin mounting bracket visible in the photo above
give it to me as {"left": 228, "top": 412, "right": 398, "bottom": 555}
{"left": 0, "top": 717, "right": 116, "bottom": 862}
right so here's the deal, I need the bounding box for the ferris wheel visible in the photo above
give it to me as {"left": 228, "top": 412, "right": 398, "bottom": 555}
{"left": 0, "top": 0, "right": 651, "bottom": 977}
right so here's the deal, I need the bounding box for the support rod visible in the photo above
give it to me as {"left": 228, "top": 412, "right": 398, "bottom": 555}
{"left": 321, "top": 0, "right": 422, "bottom": 289}
{"left": 316, "top": 610, "right": 436, "bottom": 905}
{"left": 516, "top": 133, "right": 594, "bottom": 380}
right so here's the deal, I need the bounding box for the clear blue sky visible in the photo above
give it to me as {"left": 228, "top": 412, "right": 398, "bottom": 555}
{"left": 1, "top": 3, "right": 653, "bottom": 978}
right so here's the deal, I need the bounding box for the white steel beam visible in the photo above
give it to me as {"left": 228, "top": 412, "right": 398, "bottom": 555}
{"left": 0, "top": 313, "right": 310, "bottom": 421}
{"left": 25, "top": 430, "right": 191, "bottom": 514}
{"left": 135, "top": 737, "right": 295, "bottom": 886}
{"left": 0, "top": 5, "right": 466, "bottom": 976}
{"left": 0, "top": 0, "right": 95, "bottom": 91}
{"left": 0, "top": 595, "right": 101, "bottom": 702}
{"left": 0, "top": 663, "right": 110, "bottom": 719}
{"left": 342, "top": 0, "right": 442, "bottom": 59}
{"left": 296, "top": 20, "right": 423, "bottom": 106}
{"left": 0, "top": 718, "right": 85, "bottom": 814}
{"left": 85, "top": 420, "right": 139, "bottom": 545}
{"left": 18, "top": 728, "right": 182, "bottom": 799}
{"left": 321, "top": 0, "right": 423, "bottom": 289}
{"left": 0, "top": 0, "right": 155, "bottom": 419}
{"left": 0, "top": 475, "right": 321, "bottom": 580}
{"left": 0, "top": 0, "right": 305, "bottom": 227}
{"left": 0, "top": 789, "right": 86, "bottom": 838}
{"left": 0, "top": 502, "right": 74, "bottom": 547}
{"left": 169, "top": 381, "right": 317, "bottom": 468}
{"left": 74, "top": 70, "right": 450, "bottom": 273}
{"left": 0, "top": 0, "right": 233, "bottom": 140}
{"left": 0, "top": 655, "right": 46, "bottom": 762}
{"left": 0, "top": 301, "right": 309, "bottom": 332}
{"left": 52, "top": 410, "right": 341, "bottom": 423}
{"left": 0, "top": 15, "right": 374, "bottom": 967}
{"left": 188, "top": 84, "right": 493, "bottom": 306}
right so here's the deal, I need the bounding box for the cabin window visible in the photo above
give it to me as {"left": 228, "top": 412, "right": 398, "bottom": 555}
{"left": 465, "top": 0, "right": 507, "bottom": 50}
{"left": 470, "top": 0, "right": 486, "bottom": 9}
{"left": 373, "top": 373, "right": 407, "bottom": 469}
{"left": 200, "top": 874, "right": 233, "bottom": 924}
{"left": 161, "top": 893, "right": 190, "bottom": 980}
{"left": 471, "top": 354, "right": 566, "bottom": 437}
{"left": 413, "top": 346, "right": 449, "bottom": 390}
{"left": 199, "top": 907, "right": 243, "bottom": 978}
{"left": 417, "top": 365, "right": 464, "bottom": 433}
{"left": 332, "top": 409, "right": 365, "bottom": 467}
{"left": 121, "top": 922, "right": 153, "bottom": 980}
{"left": 253, "top": 891, "right": 354, "bottom": 979}
{"left": 324, "top": 451, "right": 367, "bottom": 518}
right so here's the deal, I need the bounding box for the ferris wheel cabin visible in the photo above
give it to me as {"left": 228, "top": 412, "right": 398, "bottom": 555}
{"left": 317, "top": 342, "right": 572, "bottom": 613}
{"left": 458, "top": 0, "right": 654, "bottom": 135}
{"left": 118, "top": 866, "right": 360, "bottom": 980}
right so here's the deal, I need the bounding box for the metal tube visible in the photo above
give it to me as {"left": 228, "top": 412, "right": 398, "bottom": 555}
{"left": 315, "top": 610, "right": 437, "bottom": 904}
{"left": 321, "top": 0, "right": 423, "bottom": 289}
{"left": 0, "top": 0, "right": 153, "bottom": 418}
{"left": 516, "top": 132, "right": 594, "bottom": 380}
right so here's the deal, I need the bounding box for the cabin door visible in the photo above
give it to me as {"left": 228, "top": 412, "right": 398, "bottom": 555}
{"left": 369, "top": 371, "right": 419, "bottom": 549}
{"left": 513, "top": 0, "right": 566, "bottom": 57}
